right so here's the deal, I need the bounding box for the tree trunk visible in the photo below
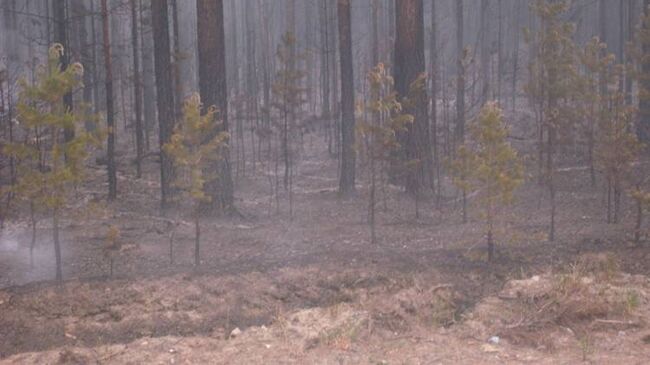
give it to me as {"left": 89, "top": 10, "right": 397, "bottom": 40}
{"left": 338, "top": 0, "right": 356, "bottom": 195}
{"left": 635, "top": 191, "right": 643, "bottom": 245}
{"left": 480, "top": 0, "right": 490, "bottom": 104}
{"left": 512, "top": 0, "right": 521, "bottom": 112}
{"left": 197, "top": 0, "right": 234, "bottom": 212}
{"left": 102, "top": 0, "right": 117, "bottom": 201}
{"left": 456, "top": 0, "right": 465, "bottom": 144}
{"left": 53, "top": 208, "right": 63, "bottom": 282}
{"left": 640, "top": 0, "right": 650, "bottom": 142}
{"left": 151, "top": 0, "right": 176, "bottom": 209}
{"left": 131, "top": 0, "right": 144, "bottom": 179}
{"left": 394, "top": 0, "right": 431, "bottom": 195}
{"left": 141, "top": 0, "right": 156, "bottom": 151}
{"left": 194, "top": 211, "right": 200, "bottom": 266}
{"left": 53, "top": 0, "right": 74, "bottom": 145}
{"left": 430, "top": 0, "right": 440, "bottom": 202}
{"left": 319, "top": 0, "right": 333, "bottom": 154}
{"left": 170, "top": 0, "right": 183, "bottom": 121}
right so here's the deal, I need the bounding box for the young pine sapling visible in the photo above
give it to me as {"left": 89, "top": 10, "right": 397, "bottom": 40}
{"left": 164, "top": 93, "right": 229, "bottom": 267}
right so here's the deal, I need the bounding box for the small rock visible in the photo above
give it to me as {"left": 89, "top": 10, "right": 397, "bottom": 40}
{"left": 230, "top": 327, "right": 242, "bottom": 338}
{"left": 488, "top": 336, "right": 500, "bottom": 344}
{"left": 169, "top": 348, "right": 176, "bottom": 354}
{"left": 264, "top": 344, "right": 271, "bottom": 349}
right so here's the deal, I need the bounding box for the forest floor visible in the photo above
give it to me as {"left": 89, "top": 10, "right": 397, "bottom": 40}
{"left": 1, "top": 118, "right": 650, "bottom": 363}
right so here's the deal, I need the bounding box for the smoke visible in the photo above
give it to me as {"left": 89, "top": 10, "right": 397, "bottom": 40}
{"left": 0, "top": 225, "right": 56, "bottom": 288}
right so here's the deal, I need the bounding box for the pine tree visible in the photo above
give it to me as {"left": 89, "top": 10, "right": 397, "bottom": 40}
{"left": 595, "top": 77, "right": 642, "bottom": 224}
{"left": 524, "top": 0, "right": 578, "bottom": 241}
{"left": 630, "top": 186, "right": 650, "bottom": 245}
{"left": 638, "top": 0, "right": 650, "bottom": 142}
{"left": 358, "top": 63, "right": 413, "bottom": 244}
{"left": 4, "top": 44, "right": 99, "bottom": 281}
{"left": 448, "top": 144, "right": 478, "bottom": 224}
{"left": 164, "top": 93, "right": 229, "bottom": 267}
{"left": 450, "top": 103, "right": 523, "bottom": 261}
{"left": 578, "top": 37, "right": 611, "bottom": 187}
{"left": 272, "top": 32, "right": 307, "bottom": 217}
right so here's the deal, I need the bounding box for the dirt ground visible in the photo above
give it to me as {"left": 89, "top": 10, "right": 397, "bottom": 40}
{"left": 2, "top": 108, "right": 650, "bottom": 363}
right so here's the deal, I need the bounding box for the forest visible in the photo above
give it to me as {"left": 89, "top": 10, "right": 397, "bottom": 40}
{"left": 1, "top": 0, "right": 650, "bottom": 363}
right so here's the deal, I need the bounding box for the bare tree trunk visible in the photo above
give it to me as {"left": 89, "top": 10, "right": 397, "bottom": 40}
{"left": 194, "top": 210, "right": 200, "bottom": 266}
{"left": 53, "top": 0, "right": 75, "bottom": 145}
{"left": 338, "top": 0, "right": 356, "bottom": 195}
{"left": 430, "top": 0, "right": 440, "bottom": 203}
{"left": 151, "top": 0, "right": 176, "bottom": 209}
{"left": 141, "top": 0, "right": 156, "bottom": 151}
{"left": 131, "top": 0, "right": 144, "bottom": 179}
{"left": 639, "top": 0, "right": 650, "bottom": 142}
{"left": 319, "top": 0, "right": 333, "bottom": 155}
{"left": 394, "top": 0, "right": 431, "bottom": 195}
{"left": 102, "top": 0, "right": 117, "bottom": 201}
{"left": 456, "top": 0, "right": 465, "bottom": 144}
{"left": 480, "top": 0, "right": 490, "bottom": 104}
{"left": 512, "top": 0, "right": 521, "bottom": 112}
{"left": 53, "top": 208, "right": 63, "bottom": 282}
{"left": 170, "top": 0, "right": 183, "bottom": 120}
{"left": 197, "top": 0, "right": 234, "bottom": 212}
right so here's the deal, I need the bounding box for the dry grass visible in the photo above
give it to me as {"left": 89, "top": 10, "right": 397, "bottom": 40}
{"left": 466, "top": 253, "right": 649, "bottom": 351}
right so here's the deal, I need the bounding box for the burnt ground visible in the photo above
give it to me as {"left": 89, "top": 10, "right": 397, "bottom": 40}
{"left": 1, "top": 120, "right": 650, "bottom": 363}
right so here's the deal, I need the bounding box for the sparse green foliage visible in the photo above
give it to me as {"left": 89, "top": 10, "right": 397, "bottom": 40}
{"left": 3, "top": 44, "right": 98, "bottom": 281}
{"left": 357, "top": 63, "right": 413, "bottom": 244}
{"left": 163, "top": 93, "right": 228, "bottom": 266}
{"left": 633, "top": 4, "right": 650, "bottom": 142}
{"left": 596, "top": 91, "right": 642, "bottom": 224}
{"left": 524, "top": 0, "right": 578, "bottom": 242}
{"left": 448, "top": 145, "right": 479, "bottom": 224}
{"left": 629, "top": 186, "right": 650, "bottom": 245}
{"left": 450, "top": 102, "right": 523, "bottom": 261}
{"left": 577, "top": 37, "right": 613, "bottom": 186}
{"left": 104, "top": 225, "right": 121, "bottom": 277}
{"left": 271, "top": 32, "right": 307, "bottom": 217}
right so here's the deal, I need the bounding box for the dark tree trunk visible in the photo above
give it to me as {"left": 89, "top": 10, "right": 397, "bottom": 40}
{"left": 197, "top": 0, "right": 234, "bottom": 212}
{"left": 430, "top": 0, "right": 440, "bottom": 202}
{"left": 394, "top": 0, "right": 431, "bottom": 195}
{"left": 151, "top": 0, "right": 176, "bottom": 209}
{"left": 53, "top": 208, "right": 63, "bottom": 282}
{"left": 102, "top": 0, "right": 117, "bottom": 201}
{"left": 131, "top": 0, "right": 144, "bottom": 179}
{"left": 338, "top": 0, "right": 356, "bottom": 195}
{"left": 53, "top": 0, "right": 75, "bottom": 144}
{"left": 512, "top": 0, "right": 521, "bottom": 112}
{"left": 319, "top": 0, "right": 333, "bottom": 155}
{"left": 640, "top": 0, "right": 650, "bottom": 142}
{"left": 480, "top": 0, "right": 490, "bottom": 104}
{"left": 456, "top": 0, "right": 465, "bottom": 143}
{"left": 141, "top": 0, "right": 156, "bottom": 151}
{"left": 170, "top": 0, "right": 183, "bottom": 121}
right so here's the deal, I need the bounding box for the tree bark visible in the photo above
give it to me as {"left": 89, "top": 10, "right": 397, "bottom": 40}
{"left": 131, "top": 0, "right": 144, "bottom": 179}
{"left": 338, "top": 0, "right": 356, "bottom": 195}
{"left": 430, "top": 0, "right": 440, "bottom": 202}
{"left": 456, "top": 0, "right": 465, "bottom": 144}
{"left": 101, "top": 0, "right": 117, "bottom": 201}
{"left": 394, "top": 0, "right": 431, "bottom": 194}
{"left": 53, "top": 0, "right": 75, "bottom": 145}
{"left": 151, "top": 0, "right": 176, "bottom": 209}
{"left": 197, "top": 0, "right": 234, "bottom": 212}
{"left": 640, "top": 0, "right": 650, "bottom": 142}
